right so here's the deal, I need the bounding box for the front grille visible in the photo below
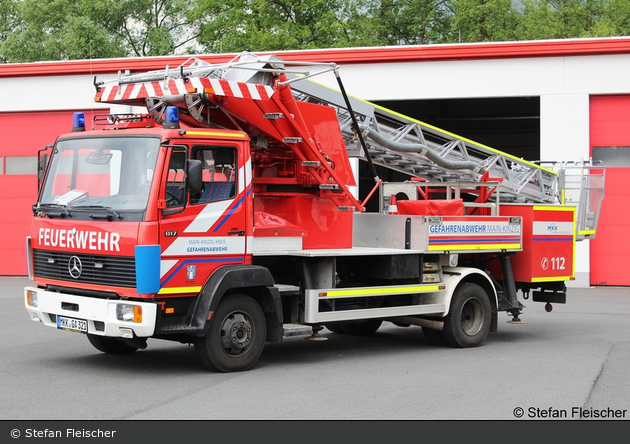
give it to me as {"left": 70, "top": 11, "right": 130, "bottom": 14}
{"left": 33, "top": 249, "right": 136, "bottom": 288}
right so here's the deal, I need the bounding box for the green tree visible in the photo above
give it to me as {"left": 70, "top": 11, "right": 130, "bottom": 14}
{"left": 0, "top": 0, "right": 200, "bottom": 62}
{"left": 194, "top": 0, "right": 349, "bottom": 53}
{"left": 593, "top": 0, "right": 630, "bottom": 37}
{"left": 0, "top": 1, "right": 18, "bottom": 51}
{"left": 194, "top": 0, "right": 456, "bottom": 52}
{"left": 452, "top": 0, "right": 520, "bottom": 42}
{"left": 3, "top": 0, "right": 630, "bottom": 63}
{"left": 409, "top": 0, "right": 456, "bottom": 44}
{"left": 519, "top": 0, "right": 608, "bottom": 39}
{"left": 1, "top": 0, "right": 127, "bottom": 62}
{"left": 117, "top": 0, "right": 202, "bottom": 56}
{"left": 343, "top": 0, "right": 454, "bottom": 46}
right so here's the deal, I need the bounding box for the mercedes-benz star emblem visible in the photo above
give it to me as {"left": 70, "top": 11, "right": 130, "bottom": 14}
{"left": 68, "top": 256, "right": 83, "bottom": 279}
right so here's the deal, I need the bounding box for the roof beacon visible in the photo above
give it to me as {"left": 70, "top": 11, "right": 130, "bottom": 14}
{"left": 164, "top": 106, "right": 180, "bottom": 129}
{"left": 71, "top": 112, "right": 85, "bottom": 132}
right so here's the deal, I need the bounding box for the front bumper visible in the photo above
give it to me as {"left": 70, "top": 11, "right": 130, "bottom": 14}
{"left": 24, "top": 286, "right": 157, "bottom": 338}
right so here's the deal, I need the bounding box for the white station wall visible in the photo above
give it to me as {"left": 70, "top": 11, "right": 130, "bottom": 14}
{"left": 540, "top": 94, "right": 591, "bottom": 286}
{"left": 329, "top": 53, "right": 630, "bottom": 99}
{"left": 2, "top": 75, "right": 109, "bottom": 112}
{"left": 0, "top": 73, "right": 136, "bottom": 115}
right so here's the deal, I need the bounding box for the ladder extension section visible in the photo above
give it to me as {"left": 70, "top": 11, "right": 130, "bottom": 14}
{"left": 288, "top": 76, "right": 558, "bottom": 204}
{"left": 94, "top": 52, "right": 558, "bottom": 204}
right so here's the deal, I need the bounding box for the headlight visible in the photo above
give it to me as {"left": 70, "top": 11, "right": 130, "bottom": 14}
{"left": 26, "top": 290, "right": 38, "bottom": 307}
{"left": 116, "top": 304, "right": 142, "bottom": 323}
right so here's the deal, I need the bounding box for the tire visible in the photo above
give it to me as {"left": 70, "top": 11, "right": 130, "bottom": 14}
{"left": 339, "top": 319, "right": 383, "bottom": 336}
{"left": 87, "top": 334, "right": 138, "bottom": 354}
{"left": 422, "top": 326, "right": 447, "bottom": 346}
{"left": 442, "top": 283, "right": 492, "bottom": 348}
{"left": 194, "top": 293, "right": 266, "bottom": 373}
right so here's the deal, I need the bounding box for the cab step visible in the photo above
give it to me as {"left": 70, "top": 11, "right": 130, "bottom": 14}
{"left": 282, "top": 323, "right": 313, "bottom": 338}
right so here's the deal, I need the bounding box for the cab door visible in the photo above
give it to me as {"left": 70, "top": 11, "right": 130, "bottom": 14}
{"left": 158, "top": 143, "right": 249, "bottom": 295}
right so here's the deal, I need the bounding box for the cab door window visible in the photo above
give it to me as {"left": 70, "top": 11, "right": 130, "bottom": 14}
{"left": 165, "top": 149, "right": 187, "bottom": 208}
{"left": 190, "top": 146, "right": 237, "bottom": 204}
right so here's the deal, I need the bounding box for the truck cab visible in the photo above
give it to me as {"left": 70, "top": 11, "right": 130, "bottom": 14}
{"left": 25, "top": 111, "right": 282, "bottom": 370}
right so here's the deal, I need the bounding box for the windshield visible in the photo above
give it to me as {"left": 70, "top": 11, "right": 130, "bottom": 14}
{"left": 39, "top": 136, "right": 160, "bottom": 212}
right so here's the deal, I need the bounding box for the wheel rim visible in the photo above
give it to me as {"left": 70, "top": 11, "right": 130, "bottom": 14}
{"left": 460, "top": 297, "right": 484, "bottom": 337}
{"left": 220, "top": 311, "right": 253, "bottom": 356}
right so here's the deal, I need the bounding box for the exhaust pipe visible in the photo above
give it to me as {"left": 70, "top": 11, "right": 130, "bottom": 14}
{"left": 388, "top": 316, "right": 444, "bottom": 331}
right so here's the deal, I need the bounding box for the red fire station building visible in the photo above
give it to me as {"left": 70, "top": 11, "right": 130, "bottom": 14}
{"left": 1, "top": 37, "right": 629, "bottom": 286}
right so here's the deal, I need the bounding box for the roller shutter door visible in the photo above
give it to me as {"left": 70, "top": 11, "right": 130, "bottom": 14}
{"left": 0, "top": 110, "right": 88, "bottom": 275}
{"left": 589, "top": 96, "right": 630, "bottom": 286}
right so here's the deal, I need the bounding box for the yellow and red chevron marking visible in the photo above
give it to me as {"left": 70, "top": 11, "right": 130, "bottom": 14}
{"left": 95, "top": 77, "right": 275, "bottom": 103}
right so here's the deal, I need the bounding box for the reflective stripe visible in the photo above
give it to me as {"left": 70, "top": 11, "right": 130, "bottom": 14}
{"left": 533, "top": 205, "right": 576, "bottom": 212}
{"left": 185, "top": 131, "right": 246, "bottom": 138}
{"left": 228, "top": 80, "right": 244, "bottom": 98}
{"left": 183, "top": 200, "right": 232, "bottom": 233}
{"left": 160, "top": 259, "right": 178, "bottom": 278}
{"left": 324, "top": 285, "right": 441, "bottom": 298}
{"left": 98, "top": 78, "right": 273, "bottom": 103}
{"left": 531, "top": 276, "right": 571, "bottom": 283}
{"left": 428, "top": 243, "right": 521, "bottom": 251}
{"left": 209, "top": 78, "right": 225, "bottom": 96}
{"left": 578, "top": 230, "right": 596, "bottom": 236}
{"left": 158, "top": 286, "right": 202, "bottom": 295}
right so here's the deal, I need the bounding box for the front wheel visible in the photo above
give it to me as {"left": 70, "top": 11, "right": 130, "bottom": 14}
{"left": 442, "top": 283, "right": 492, "bottom": 348}
{"left": 194, "top": 293, "right": 266, "bottom": 372}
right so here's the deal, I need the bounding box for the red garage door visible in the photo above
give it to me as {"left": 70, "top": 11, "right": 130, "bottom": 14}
{"left": 0, "top": 110, "right": 93, "bottom": 275}
{"left": 589, "top": 96, "right": 630, "bottom": 286}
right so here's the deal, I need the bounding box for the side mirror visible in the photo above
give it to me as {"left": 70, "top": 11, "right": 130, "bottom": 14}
{"left": 186, "top": 159, "right": 203, "bottom": 194}
{"left": 37, "top": 145, "right": 52, "bottom": 191}
{"left": 38, "top": 153, "right": 48, "bottom": 185}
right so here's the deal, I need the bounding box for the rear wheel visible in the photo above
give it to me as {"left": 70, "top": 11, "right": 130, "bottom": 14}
{"left": 195, "top": 293, "right": 266, "bottom": 372}
{"left": 87, "top": 334, "right": 138, "bottom": 354}
{"left": 442, "top": 283, "right": 492, "bottom": 348}
{"left": 422, "top": 326, "right": 447, "bottom": 346}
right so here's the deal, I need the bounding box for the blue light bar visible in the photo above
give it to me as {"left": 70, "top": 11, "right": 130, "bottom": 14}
{"left": 72, "top": 112, "right": 86, "bottom": 132}
{"left": 164, "top": 106, "right": 180, "bottom": 129}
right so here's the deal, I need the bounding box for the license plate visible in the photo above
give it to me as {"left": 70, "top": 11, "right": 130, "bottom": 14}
{"left": 57, "top": 316, "right": 88, "bottom": 333}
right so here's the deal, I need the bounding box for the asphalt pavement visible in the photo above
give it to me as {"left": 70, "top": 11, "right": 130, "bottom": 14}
{"left": 1, "top": 276, "right": 629, "bottom": 423}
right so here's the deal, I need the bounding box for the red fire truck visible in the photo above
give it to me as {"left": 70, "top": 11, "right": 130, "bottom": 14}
{"left": 24, "top": 53, "right": 605, "bottom": 372}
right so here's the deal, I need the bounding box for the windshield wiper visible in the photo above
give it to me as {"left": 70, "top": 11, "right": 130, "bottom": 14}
{"left": 35, "top": 203, "right": 72, "bottom": 218}
{"left": 72, "top": 205, "right": 123, "bottom": 221}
